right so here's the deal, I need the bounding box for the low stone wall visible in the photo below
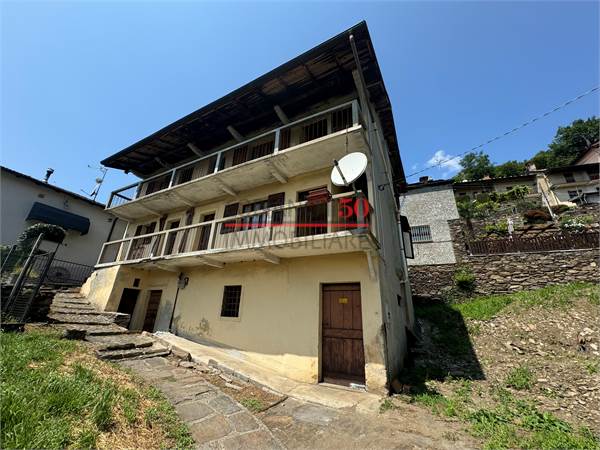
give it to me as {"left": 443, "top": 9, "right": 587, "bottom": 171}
{"left": 408, "top": 264, "right": 456, "bottom": 299}
{"left": 409, "top": 218, "right": 599, "bottom": 299}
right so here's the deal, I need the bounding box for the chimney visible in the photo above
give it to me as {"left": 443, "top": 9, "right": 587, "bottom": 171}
{"left": 419, "top": 176, "right": 430, "bottom": 184}
{"left": 43, "top": 168, "right": 54, "bottom": 183}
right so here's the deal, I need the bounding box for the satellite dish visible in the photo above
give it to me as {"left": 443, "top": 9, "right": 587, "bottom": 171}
{"left": 330, "top": 152, "right": 368, "bottom": 187}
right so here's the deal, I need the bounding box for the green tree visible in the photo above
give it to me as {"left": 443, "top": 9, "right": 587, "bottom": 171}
{"left": 531, "top": 117, "right": 599, "bottom": 169}
{"left": 454, "top": 151, "right": 496, "bottom": 181}
{"left": 495, "top": 160, "right": 526, "bottom": 178}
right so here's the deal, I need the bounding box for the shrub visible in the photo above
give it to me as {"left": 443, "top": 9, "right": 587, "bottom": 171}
{"left": 473, "top": 200, "right": 499, "bottom": 219}
{"left": 454, "top": 267, "right": 476, "bottom": 292}
{"left": 515, "top": 200, "right": 537, "bottom": 213}
{"left": 559, "top": 216, "right": 593, "bottom": 232}
{"left": 16, "top": 223, "right": 66, "bottom": 250}
{"left": 484, "top": 221, "right": 509, "bottom": 236}
{"left": 523, "top": 209, "right": 551, "bottom": 224}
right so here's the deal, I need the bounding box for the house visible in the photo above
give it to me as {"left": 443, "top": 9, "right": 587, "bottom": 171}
{"left": 403, "top": 178, "right": 459, "bottom": 266}
{"left": 453, "top": 174, "right": 539, "bottom": 199}
{"left": 0, "top": 166, "right": 125, "bottom": 268}
{"left": 545, "top": 163, "right": 600, "bottom": 204}
{"left": 573, "top": 141, "right": 600, "bottom": 165}
{"left": 81, "top": 22, "right": 414, "bottom": 393}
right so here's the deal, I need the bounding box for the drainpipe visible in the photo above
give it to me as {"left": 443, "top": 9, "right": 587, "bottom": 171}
{"left": 168, "top": 272, "right": 184, "bottom": 332}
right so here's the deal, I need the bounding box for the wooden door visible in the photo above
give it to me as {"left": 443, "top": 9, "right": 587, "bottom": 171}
{"left": 197, "top": 213, "right": 215, "bottom": 251}
{"left": 143, "top": 290, "right": 162, "bottom": 332}
{"left": 163, "top": 221, "right": 180, "bottom": 255}
{"left": 321, "top": 283, "right": 365, "bottom": 385}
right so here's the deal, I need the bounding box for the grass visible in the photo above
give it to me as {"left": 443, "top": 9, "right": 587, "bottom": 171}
{"left": 239, "top": 397, "right": 265, "bottom": 412}
{"left": 0, "top": 328, "right": 194, "bottom": 449}
{"left": 504, "top": 366, "right": 534, "bottom": 391}
{"left": 408, "top": 381, "right": 599, "bottom": 449}
{"left": 454, "top": 282, "right": 599, "bottom": 321}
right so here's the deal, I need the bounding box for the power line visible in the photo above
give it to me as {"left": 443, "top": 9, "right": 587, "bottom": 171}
{"left": 405, "top": 86, "right": 600, "bottom": 180}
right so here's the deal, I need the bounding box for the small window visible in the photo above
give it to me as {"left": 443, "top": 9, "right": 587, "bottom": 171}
{"left": 564, "top": 173, "right": 576, "bottom": 183}
{"left": 411, "top": 225, "right": 432, "bottom": 243}
{"left": 397, "top": 295, "right": 402, "bottom": 307}
{"left": 505, "top": 186, "right": 513, "bottom": 191}
{"left": 133, "top": 278, "right": 140, "bottom": 287}
{"left": 587, "top": 169, "right": 599, "bottom": 181}
{"left": 221, "top": 285, "right": 242, "bottom": 318}
{"left": 568, "top": 190, "right": 579, "bottom": 199}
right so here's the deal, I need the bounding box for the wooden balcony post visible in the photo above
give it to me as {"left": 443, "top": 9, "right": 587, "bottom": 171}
{"left": 168, "top": 169, "right": 177, "bottom": 188}
{"left": 207, "top": 221, "right": 217, "bottom": 250}
{"left": 214, "top": 152, "right": 223, "bottom": 173}
{"left": 266, "top": 210, "right": 274, "bottom": 241}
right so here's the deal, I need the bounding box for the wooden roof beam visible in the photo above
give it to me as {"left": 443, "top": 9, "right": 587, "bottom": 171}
{"left": 274, "top": 105, "right": 289, "bottom": 124}
{"left": 227, "top": 126, "right": 244, "bottom": 143}
{"left": 187, "top": 143, "right": 204, "bottom": 157}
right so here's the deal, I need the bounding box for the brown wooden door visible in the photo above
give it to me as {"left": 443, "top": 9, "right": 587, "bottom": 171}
{"left": 143, "top": 290, "right": 162, "bottom": 332}
{"left": 321, "top": 283, "right": 365, "bottom": 385}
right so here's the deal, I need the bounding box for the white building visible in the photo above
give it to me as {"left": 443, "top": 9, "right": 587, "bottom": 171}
{"left": 0, "top": 166, "right": 125, "bottom": 267}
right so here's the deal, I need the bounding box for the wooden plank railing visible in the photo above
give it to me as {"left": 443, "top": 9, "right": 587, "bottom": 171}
{"left": 469, "top": 232, "right": 599, "bottom": 255}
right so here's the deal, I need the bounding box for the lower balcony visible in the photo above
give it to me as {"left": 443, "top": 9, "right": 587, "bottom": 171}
{"left": 96, "top": 192, "right": 378, "bottom": 270}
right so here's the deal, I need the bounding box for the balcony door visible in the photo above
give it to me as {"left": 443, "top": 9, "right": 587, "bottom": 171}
{"left": 163, "top": 220, "right": 181, "bottom": 255}
{"left": 296, "top": 188, "right": 328, "bottom": 237}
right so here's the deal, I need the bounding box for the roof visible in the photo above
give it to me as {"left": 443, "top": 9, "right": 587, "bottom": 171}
{"left": 406, "top": 179, "right": 454, "bottom": 191}
{"left": 1, "top": 166, "right": 106, "bottom": 208}
{"left": 546, "top": 162, "right": 599, "bottom": 174}
{"left": 453, "top": 173, "right": 536, "bottom": 188}
{"left": 100, "top": 21, "right": 406, "bottom": 191}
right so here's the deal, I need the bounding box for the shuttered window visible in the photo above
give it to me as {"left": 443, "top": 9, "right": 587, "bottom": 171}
{"left": 411, "top": 225, "right": 432, "bottom": 243}
{"left": 221, "top": 285, "right": 242, "bottom": 318}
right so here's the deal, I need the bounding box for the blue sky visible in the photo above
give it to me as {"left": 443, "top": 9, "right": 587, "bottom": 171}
{"left": 2, "top": 1, "right": 598, "bottom": 202}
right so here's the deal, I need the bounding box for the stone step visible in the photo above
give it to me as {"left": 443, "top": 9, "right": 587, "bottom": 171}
{"left": 53, "top": 323, "right": 130, "bottom": 336}
{"left": 48, "top": 313, "right": 113, "bottom": 325}
{"left": 52, "top": 300, "right": 94, "bottom": 308}
{"left": 96, "top": 345, "right": 170, "bottom": 360}
{"left": 86, "top": 334, "right": 155, "bottom": 351}
{"left": 52, "top": 299, "right": 91, "bottom": 306}
{"left": 50, "top": 306, "right": 105, "bottom": 315}
{"left": 54, "top": 292, "right": 85, "bottom": 299}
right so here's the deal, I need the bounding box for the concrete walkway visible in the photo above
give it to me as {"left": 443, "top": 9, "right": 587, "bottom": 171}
{"left": 119, "top": 356, "right": 283, "bottom": 449}
{"left": 154, "top": 332, "right": 381, "bottom": 413}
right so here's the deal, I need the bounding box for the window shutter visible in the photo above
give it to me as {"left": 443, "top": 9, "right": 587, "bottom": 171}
{"left": 221, "top": 203, "right": 239, "bottom": 234}
{"left": 267, "top": 192, "right": 285, "bottom": 225}
{"left": 232, "top": 146, "right": 248, "bottom": 166}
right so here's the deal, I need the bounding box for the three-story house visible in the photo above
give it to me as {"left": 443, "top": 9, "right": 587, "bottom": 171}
{"left": 83, "top": 22, "right": 414, "bottom": 393}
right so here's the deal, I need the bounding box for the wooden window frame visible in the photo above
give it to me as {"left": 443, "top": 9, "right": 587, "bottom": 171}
{"left": 220, "top": 285, "right": 242, "bottom": 319}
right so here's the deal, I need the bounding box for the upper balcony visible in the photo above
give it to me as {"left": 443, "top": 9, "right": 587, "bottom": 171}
{"left": 107, "top": 100, "right": 368, "bottom": 220}
{"left": 97, "top": 191, "right": 378, "bottom": 270}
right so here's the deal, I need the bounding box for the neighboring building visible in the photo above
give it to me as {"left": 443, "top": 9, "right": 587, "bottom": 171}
{"left": 453, "top": 174, "right": 538, "bottom": 199}
{"left": 82, "top": 22, "right": 414, "bottom": 393}
{"left": 403, "top": 178, "right": 459, "bottom": 266}
{"left": 546, "top": 163, "right": 600, "bottom": 204}
{"left": 573, "top": 141, "right": 600, "bottom": 165}
{"left": 0, "top": 166, "right": 125, "bottom": 267}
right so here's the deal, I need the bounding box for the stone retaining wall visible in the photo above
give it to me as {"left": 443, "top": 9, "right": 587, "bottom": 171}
{"left": 408, "top": 218, "right": 599, "bottom": 299}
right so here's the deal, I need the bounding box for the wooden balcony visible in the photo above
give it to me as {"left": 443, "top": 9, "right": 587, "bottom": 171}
{"left": 107, "top": 100, "right": 368, "bottom": 220}
{"left": 97, "top": 192, "right": 378, "bottom": 270}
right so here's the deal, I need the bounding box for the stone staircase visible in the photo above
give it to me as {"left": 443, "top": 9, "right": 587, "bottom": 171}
{"left": 49, "top": 288, "right": 170, "bottom": 360}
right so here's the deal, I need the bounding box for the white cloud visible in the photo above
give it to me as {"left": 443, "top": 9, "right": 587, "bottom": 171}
{"left": 426, "top": 150, "right": 462, "bottom": 177}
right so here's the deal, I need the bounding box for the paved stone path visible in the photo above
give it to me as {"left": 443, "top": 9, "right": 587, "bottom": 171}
{"left": 119, "top": 357, "right": 284, "bottom": 449}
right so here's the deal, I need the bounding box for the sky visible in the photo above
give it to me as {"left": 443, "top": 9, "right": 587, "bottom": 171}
{"left": 1, "top": 1, "right": 598, "bottom": 203}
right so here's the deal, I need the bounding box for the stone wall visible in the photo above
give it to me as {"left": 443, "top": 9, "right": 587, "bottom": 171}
{"left": 408, "top": 218, "right": 599, "bottom": 299}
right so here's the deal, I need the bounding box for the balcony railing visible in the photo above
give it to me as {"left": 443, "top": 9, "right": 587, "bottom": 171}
{"left": 97, "top": 191, "right": 373, "bottom": 266}
{"left": 108, "top": 100, "right": 364, "bottom": 209}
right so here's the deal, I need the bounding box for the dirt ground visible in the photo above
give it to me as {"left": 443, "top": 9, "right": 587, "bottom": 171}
{"left": 391, "top": 288, "right": 600, "bottom": 446}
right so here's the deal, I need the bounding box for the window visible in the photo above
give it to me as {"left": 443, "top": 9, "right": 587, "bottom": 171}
{"left": 587, "top": 169, "right": 599, "bottom": 181}
{"left": 564, "top": 172, "right": 576, "bottom": 183}
{"left": 568, "top": 190, "right": 579, "bottom": 199}
{"left": 411, "top": 225, "right": 432, "bottom": 243}
{"left": 505, "top": 186, "right": 513, "bottom": 191}
{"left": 241, "top": 200, "right": 268, "bottom": 230}
{"left": 221, "top": 286, "right": 242, "bottom": 318}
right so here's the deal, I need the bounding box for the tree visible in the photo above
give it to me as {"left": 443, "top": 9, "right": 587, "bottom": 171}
{"left": 494, "top": 160, "right": 526, "bottom": 178}
{"left": 531, "top": 117, "right": 599, "bottom": 169}
{"left": 454, "top": 151, "right": 496, "bottom": 181}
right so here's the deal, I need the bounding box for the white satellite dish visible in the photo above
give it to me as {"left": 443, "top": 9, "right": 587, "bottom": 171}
{"left": 330, "top": 152, "right": 368, "bottom": 187}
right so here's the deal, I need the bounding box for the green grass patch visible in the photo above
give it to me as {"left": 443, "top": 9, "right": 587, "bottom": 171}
{"left": 379, "top": 398, "right": 396, "bottom": 413}
{"left": 0, "top": 329, "right": 193, "bottom": 449}
{"left": 240, "top": 397, "right": 265, "bottom": 412}
{"left": 454, "top": 282, "right": 599, "bottom": 321}
{"left": 412, "top": 382, "right": 599, "bottom": 449}
{"left": 505, "top": 366, "right": 534, "bottom": 391}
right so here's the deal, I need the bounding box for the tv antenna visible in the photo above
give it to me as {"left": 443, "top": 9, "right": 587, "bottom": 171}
{"left": 81, "top": 165, "right": 108, "bottom": 201}
{"left": 330, "top": 152, "right": 368, "bottom": 192}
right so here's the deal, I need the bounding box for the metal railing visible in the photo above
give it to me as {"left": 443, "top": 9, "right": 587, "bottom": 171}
{"left": 97, "top": 191, "right": 373, "bottom": 266}
{"left": 107, "top": 100, "right": 363, "bottom": 209}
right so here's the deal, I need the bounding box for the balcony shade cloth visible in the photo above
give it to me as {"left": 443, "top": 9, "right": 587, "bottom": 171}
{"left": 26, "top": 202, "right": 90, "bottom": 235}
